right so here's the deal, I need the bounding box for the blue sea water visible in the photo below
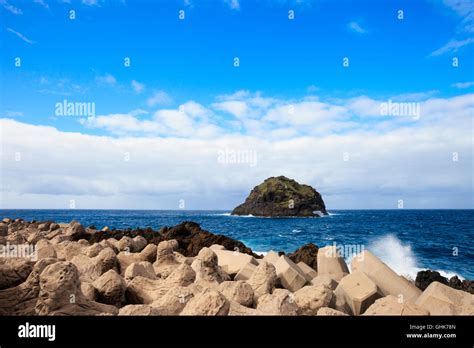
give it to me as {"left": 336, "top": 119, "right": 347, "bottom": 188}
{"left": 1, "top": 209, "right": 473, "bottom": 279}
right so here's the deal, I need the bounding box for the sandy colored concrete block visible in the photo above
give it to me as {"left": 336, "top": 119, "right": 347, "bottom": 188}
{"left": 234, "top": 261, "right": 257, "bottom": 281}
{"left": 317, "top": 246, "right": 349, "bottom": 281}
{"left": 274, "top": 255, "right": 307, "bottom": 292}
{"left": 415, "top": 281, "right": 474, "bottom": 315}
{"left": 262, "top": 250, "right": 280, "bottom": 265}
{"left": 213, "top": 249, "right": 258, "bottom": 275}
{"left": 297, "top": 261, "right": 318, "bottom": 281}
{"left": 310, "top": 274, "right": 338, "bottom": 290}
{"left": 351, "top": 250, "right": 421, "bottom": 302}
{"left": 364, "top": 295, "right": 429, "bottom": 315}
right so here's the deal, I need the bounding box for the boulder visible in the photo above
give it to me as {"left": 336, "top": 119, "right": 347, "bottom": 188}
{"left": 82, "top": 243, "right": 104, "bottom": 258}
{"left": 181, "top": 288, "right": 230, "bottom": 316}
{"left": 92, "top": 269, "right": 126, "bottom": 306}
{"left": 256, "top": 289, "right": 299, "bottom": 315}
{"left": 210, "top": 244, "right": 226, "bottom": 251}
{"left": 218, "top": 281, "right": 254, "bottom": 307}
{"left": 297, "top": 261, "right": 318, "bottom": 281}
{"left": 274, "top": 255, "right": 307, "bottom": 292}
{"left": 191, "top": 247, "right": 229, "bottom": 287}
{"left": 415, "top": 281, "right": 474, "bottom": 315}
{"left": 0, "top": 257, "right": 33, "bottom": 289}
{"left": 70, "top": 247, "right": 117, "bottom": 282}
{"left": 234, "top": 262, "right": 257, "bottom": 281}
{"left": 117, "top": 244, "right": 157, "bottom": 275}
{"left": 247, "top": 261, "right": 277, "bottom": 301}
{"left": 448, "top": 276, "right": 474, "bottom": 294}
{"left": 334, "top": 270, "right": 381, "bottom": 315}
{"left": 124, "top": 261, "right": 157, "bottom": 280}
{"left": 288, "top": 243, "right": 319, "bottom": 270}
{"left": 150, "top": 285, "right": 196, "bottom": 315}
{"left": 415, "top": 270, "right": 448, "bottom": 291}
{"left": 294, "top": 285, "right": 334, "bottom": 315}
{"left": 153, "top": 240, "right": 181, "bottom": 278}
{"left": 0, "top": 258, "right": 57, "bottom": 315}
{"left": 118, "top": 304, "right": 160, "bottom": 316}
{"left": 364, "top": 295, "right": 429, "bottom": 315}
{"left": 64, "top": 221, "right": 88, "bottom": 241}
{"left": 213, "top": 249, "right": 258, "bottom": 276}
{"left": 231, "top": 176, "right": 327, "bottom": 217}
{"left": 35, "top": 261, "right": 118, "bottom": 315}
{"left": 117, "top": 236, "right": 134, "bottom": 252}
{"left": 317, "top": 307, "right": 349, "bottom": 316}
{"left": 317, "top": 245, "right": 349, "bottom": 281}
{"left": 228, "top": 301, "right": 261, "bottom": 315}
{"left": 0, "top": 223, "right": 8, "bottom": 236}
{"left": 132, "top": 236, "right": 147, "bottom": 252}
{"left": 310, "top": 274, "right": 338, "bottom": 290}
{"left": 35, "top": 239, "right": 57, "bottom": 260}
{"left": 81, "top": 282, "right": 97, "bottom": 301}
{"left": 126, "top": 263, "right": 195, "bottom": 304}
{"left": 262, "top": 250, "right": 280, "bottom": 265}
{"left": 351, "top": 250, "right": 421, "bottom": 302}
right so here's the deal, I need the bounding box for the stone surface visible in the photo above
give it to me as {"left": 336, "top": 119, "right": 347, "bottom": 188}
{"left": 256, "top": 289, "right": 299, "bottom": 315}
{"left": 247, "top": 261, "right": 277, "bottom": 301}
{"left": 288, "top": 243, "right": 319, "bottom": 270}
{"left": 124, "top": 261, "right": 157, "bottom": 280}
{"left": 118, "top": 304, "right": 160, "bottom": 316}
{"left": 35, "top": 239, "right": 57, "bottom": 260}
{"left": 262, "top": 250, "right": 280, "bottom": 265}
{"left": 415, "top": 281, "right": 474, "bottom": 315}
{"left": 297, "top": 261, "right": 318, "bottom": 281}
{"left": 351, "top": 250, "right": 421, "bottom": 302}
{"left": 150, "top": 285, "right": 196, "bottom": 315}
{"left": 274, "top": 255, "right": 307, "bottom": 292}
{"left": 218, "top": 281, "right": 254, "bottom": 307}
{"left": 181, "top": 288, "right": 230, "bottom": 316}
{"left": 231, "top": 176, "right": 327, "bottom": 217}
{"left": 334, "top": 271, "right": 381, "bottom": 315}
{"left": 213, "top": 249, "right": 258, "bottom": 276}
{"left": 234, "top": 261, "right": 257, "bottom": 281}
{"left": 364, "top": 295, "right": 429, "bottom": 315}
{"left": 317, "top": 307, "right": 349, "bottom": 316}
{"left": 317, "top": 246, "right": 349, "bottom": 281}
{"left": 294, "top": 285, "right": 334, "bottom": 315}
{"left": 153, "top": 240, "right": 181, "bottom": 278}
{"left": 310, "top": 274, "right": 338, "bottom": 290}
{"left": 92, "top": 269, "right": 126, "bottom": 306}
{"left": 71, "top": 247, "right": 117, "bottom": 282}
{"left": 191, "top": 247, "right": 229, "bottom": 287}
{"left": 0, "top": 257, "right": 33, "bottom": 290}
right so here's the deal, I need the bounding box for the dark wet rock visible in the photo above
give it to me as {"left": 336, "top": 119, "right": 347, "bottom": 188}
{"left": 288, "top": 243, "right": 319, "bottom": 270}
{"left": 415, "top": 270, "right": 473, "bottom": 294}
{"left": 231, "top": 176, "right": 327, "bottom": 217}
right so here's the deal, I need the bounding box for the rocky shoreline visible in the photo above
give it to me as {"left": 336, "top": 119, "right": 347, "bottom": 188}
{"left": 0, "top": 217, "right": 472, "bottom": 316}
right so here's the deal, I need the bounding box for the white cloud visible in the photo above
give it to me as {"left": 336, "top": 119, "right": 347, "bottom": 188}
{"left": 347, "top": 21, "right": 368, "bottom": 34}
{"left": 429, "top": 37, "right": 474, "bottom": 56}
{"left": 451, "top": 81, "right": 474, "bottom": 88}
{"left": 0, "top": 0, "right": 22, "bottom": 14}
{"left": 146, "top": 90, "right": 173, "bottom": 106}
{"left": 34, "top": 0, "right": 49, "bottom": 9}
{"left": 131, "top": 80, "right": 145, "bottom": 94}
{"left": 82, "top": 0, "right": 99, "bottom": 6}
{"left": 226, "top": 0, "right": 240, "bottom": 10}
{"left": 6, "top": 28, "right": 35, "bottom": 44}
{"left": 96, "top": 73, "right": 117, "bottom": 85}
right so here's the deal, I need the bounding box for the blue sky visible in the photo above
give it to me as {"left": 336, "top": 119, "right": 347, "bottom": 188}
{"left": 0, "top": 0, "right": 473, "bottom": 209}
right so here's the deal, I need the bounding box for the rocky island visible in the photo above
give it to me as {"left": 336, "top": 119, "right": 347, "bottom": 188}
{"left": 231, "top": 176, "right": 328, "bottom": 217}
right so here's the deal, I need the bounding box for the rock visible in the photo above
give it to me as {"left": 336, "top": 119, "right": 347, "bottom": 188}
{"left": 83, "top": 243, "right": 104, "bottom": 258}
{"left": 317, "top": 245, "right": 349, "bottom": 281}
{"left": 317, "top": 307, "right": 349, "bottom": 316}
{"left": 70, "top": 247, "right": 117, "bottom": 282}
{"left": 234, "top": 261, "right": 257, "bottom": 281}
{"left": 0, "top": 223, "right": 8, "bottom": 236}
{"left": 0, "top": 257, "right": 33, "bottom": 289}
{"left": 415, "top": 281, "right": 474, "bottom": 315}
{"left": 231, "top": 176, "right": 327, "bottom": 217}
{"left": 64, "top": 221, "right": 87, "bottom": 241}
{"left": 117, "top": 236, "right": 134, "bottom": 252}
{"left": 35, "top": 239, "right": 57, "bottom": 260}
{"left": 118, "top": 304, "right": 159, "bottom": 316}
{"left": 256, "top": 289, "right": 299, "bottom": 315}
{"left": 310, "top": 274, "right": 338, "bottom": 290}
{"left": 415, "top": 270, "right": 448, "bottom": 291}
{"left": 288, "top": 243, "right": 319, "bottom": 270}
{"left": 37, "top": 222, "right": 50, "bottom": 231}
{"left": 81, "top": 282, "right": 97, "bottom": 301}
{"left": 117, "top": 244, "right": 157, "bottom": 274}
{"left": 213, "top": 249, "right": 258, "bottom": 276}
{"left": 210, "top": 244, "right": 226, "bottom": 251}
{"left": 35, "top": 261, "right": 118, "bottom": 315}
{"left": 274, "top": 255, "right": 307, "bottom": 292}
{"left": 92, "top": 269, "right": 126, "bottom": 306}
{"left": 364, "top": 295, "right": 429, "bottom": 315}
{"left": 191, "top": 247, "right": 229, "bottom": 287}
{"left": 294, "top": 285, "right": 334, "bottom": 315}
{"left": 247, "top": 261, "right": 277, "bottom": 301}
{"left": 102, "top": 226, "right": 110, "bottom": 232}
{"left": 55, "top": 241, "right": 87, "bottom": 261}
{"left": 262, "top": 250, "right": 280, "bottom": 265}
{"left": 2, "top": 218, "right": 11, "bottom": 224}
{"left": 297, "top": 262, "right": 318, "bottom": 281}
{"left": 228, "top": 301, "right": 260, "bottom": 315}
{"left": 218, "top": 281, "right": 254, "bottom": 307}
{"left": 351, "top": 250, "right": 421, "bottom": 302}
{"left": 124, "top": 261, "right": 157, "bottom": 281}
{"left": 181, "top": 288, "right": 230, "bottom": 316}
{"left": 150, "top": 286, "right": 196, "bottom": 315}
{"left": 126, "top": 263, "right": 195, "bottom": 304}
{"left": 334, "top": 271, "right": 382, "bottom": 315}
{"left": 448, "top": 276, "right": 474, "bottom": 294}
{"left": 132, "top": 236, "right": 147, "bottom": 252}
{"left": 153, "top": 240, "right": 181, "bottom": 278}
{"left": 50, "top": 223, "right": 60, "bottom": 231}
{"left": 0, "top": 258, "right": 57, "bottom": 315}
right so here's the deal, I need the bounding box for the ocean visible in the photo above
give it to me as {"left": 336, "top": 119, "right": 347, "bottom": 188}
{"left": 1, "top": 209, "right": 473, "bottom": 279}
